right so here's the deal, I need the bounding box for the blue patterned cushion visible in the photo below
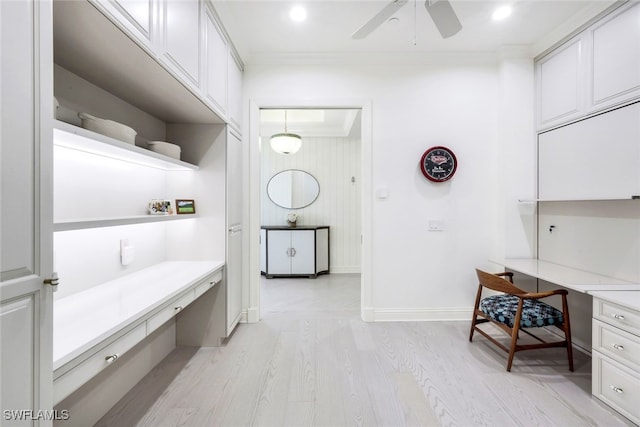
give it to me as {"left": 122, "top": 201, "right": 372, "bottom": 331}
{"left": 480, "top": 295, "right": 564, "bottom": 328}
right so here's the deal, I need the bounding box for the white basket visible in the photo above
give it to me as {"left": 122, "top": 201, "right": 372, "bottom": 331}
{"left": 78, "top": 112, "right": 137, "bottom": 145}
{"left": 148, "top": 141, "right": 181, "bottom": 160}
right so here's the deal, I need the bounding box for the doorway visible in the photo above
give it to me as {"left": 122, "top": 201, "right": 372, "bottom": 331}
{"left": 247, "top": 100, "right": 373, "bottom": 323}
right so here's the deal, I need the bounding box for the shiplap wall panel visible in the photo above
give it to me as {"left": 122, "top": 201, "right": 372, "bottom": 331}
{"left": 261, "top": 136, "right": 361, "bottom": 273}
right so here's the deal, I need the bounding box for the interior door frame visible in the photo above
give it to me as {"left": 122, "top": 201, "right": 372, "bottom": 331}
{"left": 246, "top": 98, "right": 373, "bottom": 322}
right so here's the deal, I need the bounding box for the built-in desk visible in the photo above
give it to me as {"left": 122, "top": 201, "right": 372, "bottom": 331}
{"left": 490, "top": 258, "right": 640, "bottom": 423}
{"left": 491, "top": 258, "right": 640, "bottom": 293}
{"left": 53, "top": 260, "right": 224, "bottom": 404}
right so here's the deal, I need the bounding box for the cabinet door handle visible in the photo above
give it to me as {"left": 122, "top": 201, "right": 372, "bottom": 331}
{"left": 174, "top": 306, "right": 183, "bottom": 312}
{"left": 290, "top": 247, "right": 296, "bottom": 257}
{"left": 612, "top": 314, "right": 625, "bottom": 320}
{"left": 613, "top": 344, "right": 624, "bottom": 350}
{"left": 105, "top": 354, "right": 119, "bottom": 363}
{"left": 611, "top": 386, "right": 624, "bottom": 394}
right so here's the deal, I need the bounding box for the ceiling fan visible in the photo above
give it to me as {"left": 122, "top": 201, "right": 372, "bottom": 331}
{"left": 352, "top": 0, "right": 462, "bottom": 40}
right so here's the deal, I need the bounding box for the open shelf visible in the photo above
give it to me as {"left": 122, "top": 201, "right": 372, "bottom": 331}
{"left": 54, "top": 214, "right": 199, "bottom": 232}
{"left": 54, "top": 120, "right": 198, "bottom": 171}
{"left": 518, "top": 197, "right": 640, "bottom": 203}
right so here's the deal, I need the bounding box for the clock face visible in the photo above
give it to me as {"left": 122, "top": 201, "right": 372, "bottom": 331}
{"left": 420, "top": 146, "right": 457, "bottom": 182}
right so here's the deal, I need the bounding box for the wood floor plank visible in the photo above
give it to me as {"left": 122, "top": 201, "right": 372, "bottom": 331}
{"left": 97, "top": 274, "right": 635, "bottom": 427}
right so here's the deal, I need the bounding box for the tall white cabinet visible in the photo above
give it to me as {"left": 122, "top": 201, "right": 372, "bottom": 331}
{"left": 532, "top": 1, "right": 640, "bottom": 422}
{"left": 0, "top": 1, "right": 55, "bottom": 424}
{"left": 1, "top": 0, "right": 244, "bottom": 425}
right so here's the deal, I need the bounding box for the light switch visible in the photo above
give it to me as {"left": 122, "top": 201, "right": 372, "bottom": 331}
{"left": 121, "top": 239, "right": 135, "bottom": 266}
{"left": 428, "top": 219, "right": 445, "bottom": 231}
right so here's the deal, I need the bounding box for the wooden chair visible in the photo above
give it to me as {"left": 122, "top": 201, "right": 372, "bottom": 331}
{"left": 469, "top": 269, "right": 574, "bottom": 372}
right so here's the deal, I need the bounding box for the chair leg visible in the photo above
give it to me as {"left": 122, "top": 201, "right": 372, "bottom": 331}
{"left": 469, "top": 285, "right": 483, "bottom": 342}
{"left": 562, "top": 294, "right": 574, "bottom": 371}
{"left": 506, "top": 299, "right": 525, "bottom": 372}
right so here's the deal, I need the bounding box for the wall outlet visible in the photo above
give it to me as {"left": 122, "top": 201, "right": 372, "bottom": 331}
{"left": 120, "top": 239, "right": 135, "bottom": 266}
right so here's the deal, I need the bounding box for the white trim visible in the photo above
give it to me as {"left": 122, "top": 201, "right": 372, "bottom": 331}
{"left": 247, "top": 98, "right": 373, "bottom": 323}
{"left": 372, "top": 308, "right": 473, "bottom": 322}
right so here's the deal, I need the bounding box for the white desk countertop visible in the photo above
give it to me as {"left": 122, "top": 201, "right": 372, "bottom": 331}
{"left": 54, "top": 260, "right": 224, "bottom": 370}
{"left": 491, "top": 258, "right": 640, "bottom": 293}
{"left": 589, "top": 290, "right": 640, "bottom": 312}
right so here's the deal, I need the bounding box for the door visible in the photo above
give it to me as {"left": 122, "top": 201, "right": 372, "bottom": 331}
{"left": 266, "top": 230, "right": 291, "bottom": 275}
{"left": 226, "top": 131, "right": 242, "bottom": 334}
{"left": 290, "top": 230, "right": 315, "bottom": 275}
{"left": 1, "top": 0, "right": 54, "bottom": 424}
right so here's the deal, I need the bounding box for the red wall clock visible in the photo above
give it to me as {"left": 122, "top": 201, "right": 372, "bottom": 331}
{"left": 420, "top": 146, "right": 458, "bottom": 182}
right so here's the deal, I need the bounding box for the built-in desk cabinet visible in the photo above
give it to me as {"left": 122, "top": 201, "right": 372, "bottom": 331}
{"left": 591, "top": 292, "right": 640, "bottom": 425}
{"left": 536, "top": 2, "right": 640, "bottom": 130}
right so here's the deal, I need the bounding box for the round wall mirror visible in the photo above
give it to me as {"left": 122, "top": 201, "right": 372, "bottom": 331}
{"left": 267, "top": 169, "right": 320, "bottom": 209}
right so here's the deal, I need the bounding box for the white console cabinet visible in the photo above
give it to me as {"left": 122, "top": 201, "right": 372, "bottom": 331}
{"left": 261, "top": 226, "right": 329, "bottom": 278}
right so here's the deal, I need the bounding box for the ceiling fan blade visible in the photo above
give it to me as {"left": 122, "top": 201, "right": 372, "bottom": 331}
{"left": 424, "top": 0, "right": 462, "bottom": 39}
{"left": 352, "top": 0, "right": 409, "bottom": 40}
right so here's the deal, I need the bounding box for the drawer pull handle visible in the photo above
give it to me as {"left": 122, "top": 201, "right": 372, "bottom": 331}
{"left": 611, "top": 386, "right": 624, "bottom": 394}
{"left": 612, "top": 314, "right": 625, "bottom": 320}
{"left": 105, "top": 354, "right": 119, "bottom": 363}
{"left": 174, "top": 306, "right": 183, "bottom": 312}
{"left": 613, "top": 344, "right": 624, "bottom": 350}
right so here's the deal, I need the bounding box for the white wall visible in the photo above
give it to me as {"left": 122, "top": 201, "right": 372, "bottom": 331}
{"left": 260, "top": 136, "right": 361, "bottom": 273}
{"left": 243, "top": 57, "right": 535, "bottom": 320}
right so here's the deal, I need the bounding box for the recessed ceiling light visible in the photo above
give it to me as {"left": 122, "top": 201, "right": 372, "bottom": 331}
{"left": 492, "top": 5, "right": 512, "bottom": 21}
{"left": 290, "top": 5, "right": 307, "bottom": 22}
{"left": 388, "top": 17, "right": 400, "bottom": 25}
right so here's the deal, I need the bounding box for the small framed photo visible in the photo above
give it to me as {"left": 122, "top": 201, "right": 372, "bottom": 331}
{"left": 176, "top": 199, "right": 196, "bottom": 214}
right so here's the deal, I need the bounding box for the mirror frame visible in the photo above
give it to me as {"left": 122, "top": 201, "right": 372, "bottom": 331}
{"left": 267, "top": 169, "right": 320, "bottom": 210}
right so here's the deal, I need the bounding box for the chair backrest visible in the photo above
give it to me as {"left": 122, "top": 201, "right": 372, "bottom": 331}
{"left": 476, "top": 269, "right": 526, "bottom": 295}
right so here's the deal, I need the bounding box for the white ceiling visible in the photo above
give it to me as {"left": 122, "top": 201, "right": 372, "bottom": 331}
{"left": 214, "top": 0, "right": 616, "bottom": 64}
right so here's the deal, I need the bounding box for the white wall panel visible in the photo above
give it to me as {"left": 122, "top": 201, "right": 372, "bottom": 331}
{"left": 261, "top": 136, "right": 361, "bottom": 273}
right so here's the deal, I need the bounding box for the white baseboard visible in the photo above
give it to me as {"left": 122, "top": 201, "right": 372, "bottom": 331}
{"left": 330, "top": 266, "right": 361, "bottom": 274}
{"left": 372, "top": 307, "right": 473, "bottom": 322}
{"left": 245, "top": 306, "right": 259, "bottom": 323}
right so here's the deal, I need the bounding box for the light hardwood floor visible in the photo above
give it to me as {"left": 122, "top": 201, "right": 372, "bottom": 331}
{"left": 97, "top": 274, "right": 633, "bottom": 426}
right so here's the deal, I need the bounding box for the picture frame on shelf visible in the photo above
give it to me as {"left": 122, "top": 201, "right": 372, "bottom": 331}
{"left": 176, "top": 199, "right": 196, "bottom": 214}
{"left": 148, "top": 199, "right": 172, "bottom": 215}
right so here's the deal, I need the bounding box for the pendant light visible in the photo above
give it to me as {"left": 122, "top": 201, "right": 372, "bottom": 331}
{"left": 270, "top": 110, "right": 302, "bottom": 154}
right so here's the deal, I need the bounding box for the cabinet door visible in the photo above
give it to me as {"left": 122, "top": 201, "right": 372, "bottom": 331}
{"left": 204, "top": 5, "right": 228, "bottom": 114}
{"left": 266, "top": 231, "right": 292, "bottom": 275}
{"left": 537, "top": 36, "right": 585, "bottom": 129}
{"left": 291, "top": 230, "right": 315, "bottom": 275}
{"left": 158, "top": 0, "right": 200, "bottom": 88}
{"left": 226, "top": 228, "right": 242, "bottom": 335}
{"left": 538, "top": 102, "right": 640, "bottom": 200}
{"left": 590, "top": 3, "right": 640, "bottom": 110}
{"left": 93, "top": 0, "right": 155, "bottom": 49}
{"left": 227, "top": 131, "right": 242, "bottom": 225}
{"left": 1, "top": 0, "right": 54, "bottom": 419}
{"left": 227, "top": 50, "right": 243, "bottom": 132}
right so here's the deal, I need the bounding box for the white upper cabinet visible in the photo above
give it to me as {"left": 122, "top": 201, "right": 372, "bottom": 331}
{"left": 227, "top": 50, "right": 243, "bottom": 132}
{"left": 536, "top": 2, "right": 639, "bottom": 130}
{"left": 590, "top": 2, "right": 640, "bottom": 111}
{"left": 204, "top": 5, "right": 228, "bottom": 115}
{"left": 538, "top": 102, "right": 640, "bottom": 200}
{"left": 92, "top": 0, "right": 155, "bottom": 49}
{"left": 158, "top": 0, "right": 201, "bottom": 89}
{"left": 536, "top": 37, "right": 585, "bottom": 129}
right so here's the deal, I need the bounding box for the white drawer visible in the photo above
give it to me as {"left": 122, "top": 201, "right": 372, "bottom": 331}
{"left": 194, "top": 269, "right": 223, "bottom": 299}
{"left": 592, "top": 351, "right": 640, "bottom": 425}
{"left": 593, "top": 298, "right": 640, "bottom": 336}
{"left": 593, "top": 319, "right": 640, "bottom": 371}
{"left": 54, "top": 323, "right": 146, "bottom": 404}
{"left": 147, "top": 291, "right": 194, "bottom": 335}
